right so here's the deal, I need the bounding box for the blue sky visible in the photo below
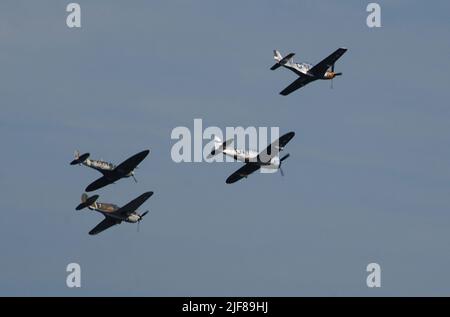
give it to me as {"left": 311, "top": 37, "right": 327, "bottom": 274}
{"left": 1, "top": 0, "right": 450, "bottom": 296}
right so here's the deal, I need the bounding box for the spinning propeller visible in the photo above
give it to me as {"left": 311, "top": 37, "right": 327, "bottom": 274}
{"left": 137, "top": 210, "right": 149, "bottom": 232}
{"left": 330, "top": 64, "right": 343, "bottom": 89}
{"left": 279, "top": 153, "right": 290, "bottom": 177}
{"left": 131, "top": 167, "right": 139, "bottom": 183}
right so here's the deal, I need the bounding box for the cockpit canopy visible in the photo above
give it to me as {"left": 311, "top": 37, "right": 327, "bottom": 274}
{"left": 299, "top": 62, "right": 313, "bottom": 70}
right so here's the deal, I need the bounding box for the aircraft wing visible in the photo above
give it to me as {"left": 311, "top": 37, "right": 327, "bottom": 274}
{"left": 226, "top": 163, "right": 261, "bottom": 184}
{"left": 271, "top": 52, "right": 295, "bottom": 70}
{"left": 89, "top": 216, "right": 121, "bottom": 235}
{"left": 279, "top": 76, "right": 315, "bottom": 96}
{"left": 114, "top": 150, "right": 150, "bottom": 175}
{"left": 309, "top": 47, "right": 347, "bottom": 77}
{"left": 85, "top": 175, "right": 116, "bottom": 192}
{"left": 116, "top": 191, "right": 154, "bottom": 216}
{"left": 257, "top": 131, "right": 295, "bottom": 163}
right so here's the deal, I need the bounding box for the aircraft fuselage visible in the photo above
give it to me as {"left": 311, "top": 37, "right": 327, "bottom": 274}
{"left": 82, "top": 158, "right": 134, "bottom": 178}
{"left": 222, "top": 148, "right": 280, "bottom": 169}
{"left": 87, "top": 202, "right": 142, "bottom": 223}
{"left": 282, "top": 62, "right": 338, "bottom": 80}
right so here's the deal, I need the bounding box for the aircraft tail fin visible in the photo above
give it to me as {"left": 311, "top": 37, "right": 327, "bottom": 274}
{"left": 274, "top": 50, "right": 282, "bottom": 62}
{"left": 271, "top": 50, "right": 283, "bottom": 70}
{"left": 76, "top": 193, "right": 99, "bottom": 211}
{"left": 271, "top": 50, "right": 295, "bottom": 70}
{"left": 207, "top": 137, "right": 233, "bottom": 159}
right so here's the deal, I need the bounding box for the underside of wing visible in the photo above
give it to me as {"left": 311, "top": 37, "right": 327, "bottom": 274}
{"left": 114, "top": 150, "right": 150, "bottom": 175}
{"left": 310, "top": 47, "right": 347, "bottom": 77}
{"left": 116, "top": 191, "right": 154, "bottom": 216}
{"left": 226, "top": 163, "right": 261, "bottom": 184}
{"left": 257, "top": 131, "right": 295, "bottom": 163}
{"left": 89, "top": 217, "right": 121, "bottom": 235}
{"left": 85, "top": 176, "right": 115, "bottom": 192}
{"left": 280, "top": 76, "right": 314, "bottom": 96}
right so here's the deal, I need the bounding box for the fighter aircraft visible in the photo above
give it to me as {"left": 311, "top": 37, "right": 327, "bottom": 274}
{"left": 207, "top": 132, "right": 295, "bottom": 184}
{"left": 75, "top": 192, "right": 153, "bottom": 235}
{"left": 70, "top": 149, "right": 150, "bottom": 192}
{"left": 271, "top": 47, "right": 347, "bottom": 95}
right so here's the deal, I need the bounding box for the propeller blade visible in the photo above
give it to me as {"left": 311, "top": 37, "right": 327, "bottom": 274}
{"left": 132, "top": 174, "right": 138, "bottom": 183}
{"left": 279, "top": 154, "right": 290, "bottom": 177}
{"left": 137, "top": 210, "right": 149, "bottom": 232}
{"left": 280, "top": 153, "right": 290, "bottom": 162}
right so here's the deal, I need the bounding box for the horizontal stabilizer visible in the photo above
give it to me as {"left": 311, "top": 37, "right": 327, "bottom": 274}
{"left": 271, "top": 52, "right": 295, "bottom": 70}
{"left": 280, "top": 53, "right": 295, "bottom": 64}
{"left": 270, "top": 63, "right": 282, "bottom": 70}
{"left": 70, "top": 153, "right": 90, "bottom": 165}
{"left": 76, "top": 194, "right": 99, "bottom": 210}
{"left": 207, "top": 138, "right": 234, "bottom": 158}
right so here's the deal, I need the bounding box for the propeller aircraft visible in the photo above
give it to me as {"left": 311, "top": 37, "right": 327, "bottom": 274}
{"left": 271, "top": 47, "right": 347, "bottom": 95}
{"left": 70, "top": 149, "right": 150, "bottom": 192}
{"left": 75, "top": 192, "right": 153, "bottom": 235}
{"left": 207, "top": 132, "right": 295, "bottom": 184}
